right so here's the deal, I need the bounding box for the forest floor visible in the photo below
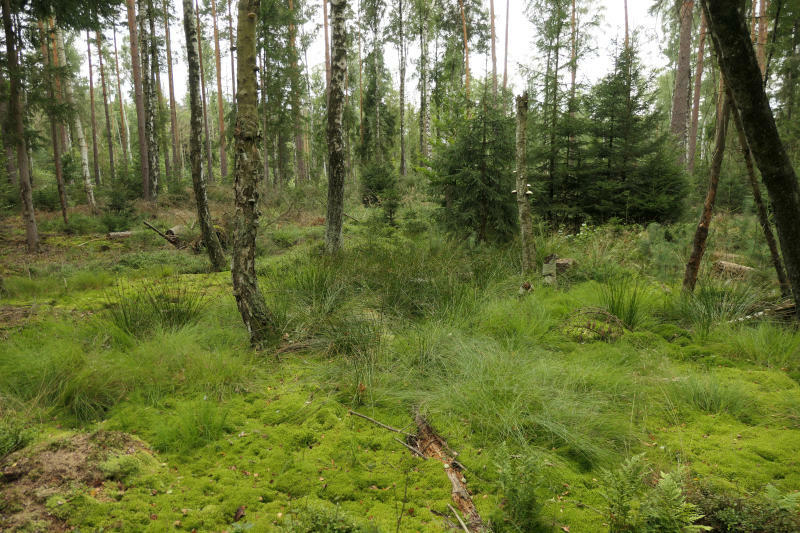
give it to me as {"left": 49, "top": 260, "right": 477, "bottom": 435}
{"left": 2, "top": 195, "right": 800, "bottom": 532}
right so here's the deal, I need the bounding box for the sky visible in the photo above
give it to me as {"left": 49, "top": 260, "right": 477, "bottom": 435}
{"left": 89, "top": 0, "right": 666, "bottom": 110}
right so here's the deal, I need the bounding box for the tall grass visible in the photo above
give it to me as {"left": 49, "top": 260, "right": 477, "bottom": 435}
{"left": 104, "top": 281, "right": 207, "bottom": 337}
{"left": 669, "top": 282, "right": 764, "bottom": 340}
{"left": 600, "top": 277, "right": 649, "bottom": 330}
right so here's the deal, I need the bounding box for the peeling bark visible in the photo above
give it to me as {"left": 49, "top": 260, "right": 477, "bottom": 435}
{"left": 232, "top": 0, "right": 277, "bottom": 345}
{"left": 324, "top": 0, "right": 347, "bottom": 254}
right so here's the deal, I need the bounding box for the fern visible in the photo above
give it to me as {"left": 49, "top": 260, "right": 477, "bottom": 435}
{"left": 599, "top": 454, "right": 648, "bottom": 532}
{"left": 641, "top": 472, "right": 711, "bottom": 533}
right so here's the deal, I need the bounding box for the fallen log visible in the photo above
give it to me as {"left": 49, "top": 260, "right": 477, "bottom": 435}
{"left": 142, "top": 220, "right": 184, "bottom": 249}
{"left": 712, "top": 260, "right": 754, "bottom": 279}
{"left": 107, "top": 231, "right": 132, "bottom": 240}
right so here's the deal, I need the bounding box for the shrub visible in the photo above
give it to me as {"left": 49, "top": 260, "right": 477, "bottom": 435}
{"left": 32, "top": 184, "right": 62, "bottom": 211}
{"left": 104, "top": 281, "right": 207, "bottom": 338}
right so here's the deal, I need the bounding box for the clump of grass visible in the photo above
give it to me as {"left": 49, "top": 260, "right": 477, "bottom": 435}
{"left": 104, "top": 281, "right": 207, "bottom": 337}
{"left": 722, "top": 322, "right": 800, "bottom": 372}
{"left": 0, "top": 411, "right": 33, "bottom": 460}
{"left": 599, "top": 276, "right": 648, "bottom": 330}
{"left": 670, "top": 282, "right": 763, "bottom": 340}
{"left": 151, "top": 400, "right": 230, "bottom": 453}
{"left": 673, "top": 374, "right": 756, "bottom": 422}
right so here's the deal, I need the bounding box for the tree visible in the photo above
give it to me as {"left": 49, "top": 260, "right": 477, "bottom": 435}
{"left": 86, "top": 31, "right": 102, "bottom": 186}
{"left": 96, "top": 32, "right": 117, "bottom": 183}
{"left": 112, "top": 27, "right": 132, "bottom": 165}
{"left": 287, "top": 0, "right": 307, "bottom": 182}
{"left": 211, "top": 0, "right": 228, "bottom": 179}
{"left": 670, "top": 0, "right": 694, "bottom": 166}
{"left": 687, "top": 12, "right": 707, "bottom": 174}
{"left": 164, "top": 0, "right": 183, "bottom": 176}
{"left": 232, "top": 0, "right": 277, "bottom": 344}
{"left": 139, "top": 0, "right": 160, "bottom": 198}
{"left": 325, "top": 0, "right": 347, "bottom": 253}
{"left": 195, "top": 0, "right": 215, "bottom": 183}
{"left": 126, "top": 0, "right": 151, "bottom": 198}
{"left": 701, "top": 0, "right": 800, "bottom": 313}
{"left": 515, "top": 92, "right": 535, "bottom": 274}
{"left": 184, "top": 0, "right": 227, "bottom": 271}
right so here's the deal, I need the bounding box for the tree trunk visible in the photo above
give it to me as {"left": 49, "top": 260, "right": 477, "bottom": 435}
{"left": 503, "top": 0, "right": 509, "bottom": 91}
{"left": 227, "top": 0, "right": 236, "bottom": 100}
{"left": 515, "top": 93, "right": 535, "bottom": 274}
{"left": 671, "top": 0, "right": 694, "bottom": 166}
{"left": 323, "top": 0, "right": 331, "bottom": 92}
{"left": 418, "top": 3, "right": 428, "bottom": 160}
{"left": 260, "top": 50, "right": 270, "bottom": 185}
{"left": 127, "top": 0, "right": 150, "bottom": 198}
{"left": 288, "top": 0, "right": 307, "bottom": 183}
{"left": 56, "top": 28, "right": 96, "bottom": 213}
{"left": 624, "top": 0, "right": 629, "bottom": 48}
{"left": 757, "top": 0, "right": 769, "bottom": 73}
{"left": 156, "top": 56, "right": 172, "bottom": 184}
{"left": 398, "top": 0, "right": 405, "bottom": 176}
{"left": 702, "top": 0, "right": 800, "bottom": 313}
{"left": 232, "top": 0, "right": 276, "bottom": 345}
{"left": 96, "top": 33, "right": 117, "bottom": 183}
{"left": 211, "top": 0, "right": 228, "bottom": 179}
{"left": 729, "top": 95, "right": 790, "bottom": 296}
{"left": 683, "top": 79, "right": 730, "bottom": 293}
{"left": 490, "top": 0, "right": 497, "bottom": 97}
{"left": 358, "top": 21, "right": 364, "bottom": 144}
{"left": 164, "top": 0, "right": 183, "bottom": 177}
{"left": 1, "top": 0, "right": 37, "bottom": 252}
{"left": 325, "top": 0, "right": 347, "bottom": 254}
{"left": 688, "top": 12, "right": 707, "bottom": 174}
{"left": 112, "top": 28, "right": 132, "bottom": 166}
{"left": 87, "top": 32, "right": 102, "bottom": 186}
{"left": 184, "top": 0, "right": 227, "bottom": 271}
{"left": 47, "top": 20, "right": 70, "bottom": 156}
{"left": 458, "top": 0, "right": 469, "bottom": 99}
{"left": 0, "top": 77, "right": 18, "bottom": 186}
{"left": 140, "top": 0, "right": 161, "bottom": 198}
{"left": 196, "top": 0, "right": 215, "bottom": 184}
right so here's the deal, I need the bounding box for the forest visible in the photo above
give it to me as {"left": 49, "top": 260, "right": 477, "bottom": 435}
{"left": 1, "top": 0, "right": 800, "bottom": 530}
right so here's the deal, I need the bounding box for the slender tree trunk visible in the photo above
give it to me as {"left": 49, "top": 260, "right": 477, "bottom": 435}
{"left": 142, "top": 0, "right": 161, "bottom": 197}
{"left": 164, "top": 0, "right": 183, "bottom": 177}
{"left": 503, "top": 0, "right": 509, "bottom": 91}
{"left": 490, "top": 0, "right": 497, "bottom": 96}
{"left": 112, "top": 28, "right": 132, "bottom": 166}
{"left": 288, "top": 0, "right": 307, "bottom": 183}
{"left": 47, "top": 19, "right": 70, "bottom": 155}
{"left": 671, "top": 0, "right": 694, "bottom": 166}
{"left": 232, "top": 0, "right": 276, "bottom": 345}
{"left": 227, "top": 0, "right": 236, "bottom": 100}
{"left": 418, "top": 3, "right": 428, "bottom": 160}
{"left": 196, "top": 0, "right": 215, "bottom": 184}
{"left": 515, "top": 93, "right": 535, "bottom": 274}
{"left": 398, "top": 0, "right": 405, "bottom": 176}
{"left": 757, "top": 0, "right": 769, "bottom": 73}
{"left": 126, "top": 0, "right": 150, "bottom": 197}
{"left": 260, "top": 50, "right": 270, "bottom": 185}
{"left": 683, "top": 79, "right": 730, "bottom": 293}
{"left": 358, "top": 19, "right": 364, "bottom": 144}
{"left": 325, "top": 0, "right": 347, "bottom": 254}
{"left": 624, "top": 0, "right": 629, "bottom": 48}
{"left": 785, "top": 21, "right": 797, "bottom": 122}
{"left": 458, "top": 0, "right": 469, "bottom": 99}
{"left": 156, "top": 61, "right": 172, "bottom": 184}
{"left": 56, "top": 28, "right": 96, "bottom": 212}
{"left": 39, "top": 22, "right": 68, "bottom": 224}
{"left": 87, "top": 32, "right": 102, "bottom": 186}
{"left": 323, "top": 0, "right": 331, "bottom": 92}
{"left": 211, "top": 0, "right": 228, "bottom": 179}
{"left": 2, "top": 0, "right": 37, "bottom": 251}
{"left": 184, "top": 0, "right": 227, "bottom": 271}
{"left": 0, "top": 78, "right": 18, "bottom": 185}
{"left": 96, "top": 33, "right": 117, "bottom": 183}
{"left": 688, "top": 12, "right": 707, "bottom": 174}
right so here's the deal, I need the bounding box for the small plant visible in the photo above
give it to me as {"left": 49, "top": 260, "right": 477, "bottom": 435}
{"left": 152, "top": 400, "right": 230, "bottom": 453}
{"left": 104, "top": 281, "right": 207, "bottom": 338}
{"left": 673, "top": 282, "right": 763, "bottom": 340}
{"left": 494, "top": 451, "right": 545, "bottom": 532}
{"left": 0, "top": 411, "right": 33, "bottom": 460}
{"left": 600, "top": 277, "right": 648, "bottom": 330}
{"left": 599, "top": 454, "right": 648, "bottom": 532}
{"left": 641, "top": 472, "right": 711, "bottom": 532}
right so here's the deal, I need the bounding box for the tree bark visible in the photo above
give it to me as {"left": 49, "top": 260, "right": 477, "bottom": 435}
{"left": 702, "top": 0, "right": 800, "bottom": 312}
{"left": 184, "top": 0, "right": 227, "bottom": 272}
{"left": 196, "top": 0, "right": 215, "bottom": 184}
{"left": 164, "top": 0, "right": 183, "bottom": 176}
{"left": 227, "top": 0, "right": 236, "bottom": 100}
{"left": 323, "top": 0, "right": 331, "bottom": 92}
{"left": 87, "top": 31, "right": 102, "bottom": 186}
{"left": 671, "top": 0, "right": 694, "bottom": 166}
{"left": 757, "top": 0, "right": 769, "bottom": 73}
{"left": 232, "top": 0, "right": 276, "bottom": 345}
{"left": 3, "top": 0, "right": 39, "bottom": 251}
{"left": 96, "top": 33, "right": 117, "bottom": 183}
{"left": 211, "top": 0, "right": 228, "bottom": 179}
{"left": 515, "top": 93, "right": 535, "bottom": 274}
{"left": 0, "top": 77, "right": 18, "bottom": 186}
{"left": 288, "top": 0, "right": 307, "bottom": 183}
{"left": 47, "top": 20, "right": 70, "bottom": 155}
{"left": 126, "top": 0, "right": 150, "bottom": 198}
{"left": 112, "top": 28, "right": 132, "bottom": 166}
{"left": 325, "top": 0, "right": 347, "bottom": 254}
{"left": 683, "top": 79, "right": 730, "bottom": 293}
{"left": 140, "top": 0, "right": 160, "bottom": 198}
{"left": 458, "top": 0, "right": 469, "bottom": 99}
{"left": 56, "top": 28, "right": 96, "bottom": 213}
{"left": 688, "top": 12, "right": 707, "bottom": 174}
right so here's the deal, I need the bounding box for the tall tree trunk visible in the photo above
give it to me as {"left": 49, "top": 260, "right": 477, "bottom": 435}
{"left": 757, "top": 0, "right": 769, "bottom": 73}
{"left": 624, "top": 0, "right": 629, "bottom": 48}
{"left": 323, "top": 0, "right": 331, "bottom": 93}
{"left": 164, "top": 0, "right": 183, "bottom": 177}
{"left": 232, "top": 0, "right": 276, "bottom": 345}
{"left": 195, "top": 0, "right": 215, "bottom": 184}
{"left": 683, "top": 79, "right": 730, "bottom": 293}
{"left": 458, "top": 0, "right": 469, "bottom": 99}
{"left": 156, "top": 60, "right": 172, "bottom": 183}
{"left": 126, "top": 0, "right": 150, "bottom": 197}
{"left": 325, "top": 0, "right": 347, "bottom": 254}
{"left": 688, "top": 12, "right": 707, "bottom": 174}
{"left": 184, "top": 0, "right": 227, "bottom": 271}
{"left": 96, "top": 32, "right": 117, "bottom": 183}
{"left": 112, "top": 28, "right": 132, "bottom": 165}
{"left": 418, "top": 2, "right": 428, "bottom": 160}
{"left": 398, "top": 0, "right": 405, "bottom": 176}
{"left": 39, "top": 22, "right": 68, "bottom": 224}
{"left": 515, "top": 93, "right": 535, "bottom": 274}
{"left": 141, "top": 0, "right": 161, "bottom": 198}
{"left": 87, "top": 31, "right": 102, "bottom": 186}
{"left": 56, "top": 28, "right": 96, "bottom": 213}
{"left": 211, "top": 0, "right": 228, "bottom": 179}
{"left": 47, "top": 20, "right": 70, "bottom": 155}
{"left": 0, "top": 77, "right": 18, "bottom": 186}
{"left": 671, "top": 0, "right": 694, "bottom": 166}
{"left": 288, "top": 0, "right": 307, "bottom": 183}
{"left": 503, "top": 0, "right": 509, "bottom": 91}
{"left": 260, "top": 50, "right": 270, "bottom": 185}
{"left": 2, "top": 0, "right": 38, "bottom": 252}
{"left": 728, "top": 95, "right": 791, "bottom": 297}
{"left": 227, "top": 0, "right": 236, "bottom": 100}
{"left": 358, "top": 17, "right": 364, "bottom": 144}
{"left": 490, "top": 0, "right": 497, "bottom": 96}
